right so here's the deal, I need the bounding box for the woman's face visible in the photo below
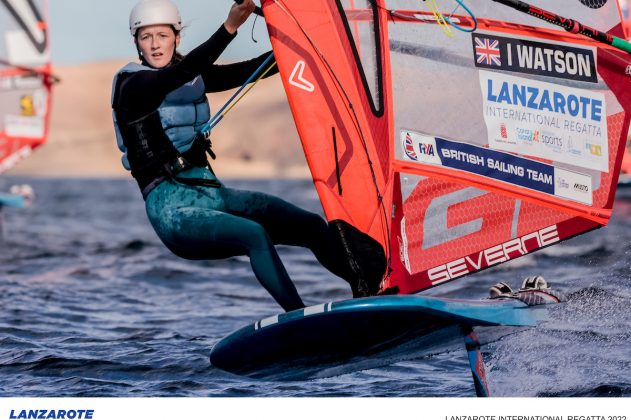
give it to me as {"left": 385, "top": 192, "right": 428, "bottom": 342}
{"left": 136, "top": 24, "right": 180, "bottom": 68}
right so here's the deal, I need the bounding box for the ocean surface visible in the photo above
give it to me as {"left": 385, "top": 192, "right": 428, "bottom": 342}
{"left": 0, "top": 177, "right": 629, "bottom": 397}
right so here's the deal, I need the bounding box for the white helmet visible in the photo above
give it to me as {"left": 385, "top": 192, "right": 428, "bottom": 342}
{"left": 129, "top": 0, "right": 182, "bottom": 36}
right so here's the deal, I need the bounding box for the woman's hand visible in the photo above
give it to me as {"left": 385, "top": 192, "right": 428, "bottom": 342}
{"left": 224, "top": 0, "right": 256, "bottom": 34}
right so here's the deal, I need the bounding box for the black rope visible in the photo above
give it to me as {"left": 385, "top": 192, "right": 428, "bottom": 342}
{"left": 251, "top": 13, "right": 259, "bottom": 43}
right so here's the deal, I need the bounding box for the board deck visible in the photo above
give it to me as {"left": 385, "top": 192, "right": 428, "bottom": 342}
{"left": 210, "top": 295, "right": 547, "bottom": 379}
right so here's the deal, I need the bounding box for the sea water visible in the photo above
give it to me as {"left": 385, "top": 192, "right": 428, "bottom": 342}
{"left": 0, "top": 177, "right": 629, "bottom": 397}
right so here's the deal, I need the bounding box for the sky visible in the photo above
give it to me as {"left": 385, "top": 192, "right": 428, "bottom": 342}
{"left": 49, "top": 0, "right": 272, "bottom": 65}
{"left": 48, "top": 0, "right": 631, "bottom": 66}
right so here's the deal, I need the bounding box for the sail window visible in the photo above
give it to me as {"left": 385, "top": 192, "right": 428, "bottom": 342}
{"left": 337, "top": 0, "right": 383, "bottom": 115}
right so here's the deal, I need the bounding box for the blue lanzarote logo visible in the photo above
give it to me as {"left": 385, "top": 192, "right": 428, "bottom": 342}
{"left": 9, "top": 409, "right": 94, "bottom": 419}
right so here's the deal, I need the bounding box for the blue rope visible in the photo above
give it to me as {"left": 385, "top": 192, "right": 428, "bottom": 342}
{"left": 445, "top": 0, "right": 478, "bottom": 33}
{"left": 200, "top": 52, "right": 275, "bottom": 134}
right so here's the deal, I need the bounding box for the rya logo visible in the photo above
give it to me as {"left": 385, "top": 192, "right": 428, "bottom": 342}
{"left": 418, "top": 143, "right": 435, "bottom": 156}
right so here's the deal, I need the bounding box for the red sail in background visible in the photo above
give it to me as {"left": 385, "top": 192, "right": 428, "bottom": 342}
{"left": 0, "top": 0, "right": 53, "bottom": 173}
{"left": 264, "top": 0, "right": 631, "bottom": 295}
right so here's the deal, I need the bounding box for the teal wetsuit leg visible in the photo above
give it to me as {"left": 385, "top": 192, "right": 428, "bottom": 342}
{"left": 218, "top": 187, "right": 354, "bottom": 282}
{"left": 145, "top": 178, "right": 305, "bottom": 312}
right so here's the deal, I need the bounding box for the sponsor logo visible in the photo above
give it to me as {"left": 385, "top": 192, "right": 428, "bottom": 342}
{"left": 516, "top": 127, "right": 539, "bottom": 142}
{"left": 500, "top": 123, "right": 508, "bottom": 139}
{"left": 20, "top": 95, "right": 35, "bottom": 116}
{"left": 289, "top": 60, "right": 315, "bottom": 92}
{"left": 565, "top": 137, "right": 583, "bottom": 156}
{"left": 402, "top": 132, "right": 436, "bottom": 160}
{"left": 428, "top": 225, "right": 560, "bottom": 284}
{"left": 399, "top": 131, "right": 443, "bottom": 166}
{"left": 540, "top": 132, "right": 563, "bottom": 149}
{"left": 557, "top": 177, "right": 570, "bottom": 189}
{"left": 474, "top": 37, "right": 501, "bottom": 66}
{"left": 418, "top": 142, "right": 435, "bottom": 156}
{"left": 403, "top": 133, "right": 418, "bottom": 160}
{"left": 587, "top": 143, "right": 602, "bottom": 156}
{"left": 555, "top": 168, "right": 593, "bottom": 205}
{"left": 573, "top": 182, "right": 590, "bottom": 193}
{"left": 472, "top": 34, "right": 597, "bottom": 83}
{"left": 486, "top": 78, "right": 603, "bottom": 122}
{"left": 626, "top": 65, "right": 631, "bottom": 76}
{"left": 9, "top": 409, "right": 95, "bottom": 419}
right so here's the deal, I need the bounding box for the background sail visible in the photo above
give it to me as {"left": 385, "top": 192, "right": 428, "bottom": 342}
{"left": 0, "top": 0, "right": 52, "bottom": 173}
{"left": 264, "top": 0, "right": 631, "bottom": 295}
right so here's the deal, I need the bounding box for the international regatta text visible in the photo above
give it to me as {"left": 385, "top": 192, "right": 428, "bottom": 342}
{"left": 486, "top": 79, "right": 603, "bottom": 122}
{"left": 9, "top": 410, "right": 94, "bottom": 419}
{"left": 485, "top": 106, "right": 602, "bottom": 137}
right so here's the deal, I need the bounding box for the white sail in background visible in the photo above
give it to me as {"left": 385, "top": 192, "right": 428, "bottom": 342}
{"left": 0, "top": 0, "right": 53, "bottom": 173}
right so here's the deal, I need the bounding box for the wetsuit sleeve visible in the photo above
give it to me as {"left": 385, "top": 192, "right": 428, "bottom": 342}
{"left": 116, "top": 24, "right": 236, "bottom": 120}
{"left": 201, "top": 51, "right": 278, "bottom": 93}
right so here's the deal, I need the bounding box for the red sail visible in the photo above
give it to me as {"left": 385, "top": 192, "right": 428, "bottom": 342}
{"left": 0, "top": 0, "right": 53, "bottom": 173}
{"left": 264, "top": 0, "right": 631, "bottom": 294}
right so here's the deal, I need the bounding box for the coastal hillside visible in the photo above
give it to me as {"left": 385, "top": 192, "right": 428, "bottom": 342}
{"left": 7, "top": 59, "right": 309, "bottom": 178}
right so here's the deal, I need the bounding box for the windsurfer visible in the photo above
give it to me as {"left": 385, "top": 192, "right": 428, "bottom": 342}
{"left": 111, "top": 0, "right": 357, "bottom": 311}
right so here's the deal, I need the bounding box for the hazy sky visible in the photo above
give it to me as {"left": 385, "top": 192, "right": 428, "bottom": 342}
{"left": 49, "top": 0, "right": 271, "bottom": 65}
{"left": 40, "top": 0, "right": 631, "bottom": 65}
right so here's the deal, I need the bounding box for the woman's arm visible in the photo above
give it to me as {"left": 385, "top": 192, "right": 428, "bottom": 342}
{"left": 117, "top": 24, "right": 236, "bottom": 120}
{"left": 201, "top": 51, "right": 278, "bottom": 93}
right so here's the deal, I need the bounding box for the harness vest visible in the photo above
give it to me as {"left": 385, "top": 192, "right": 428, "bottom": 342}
{"left": 112, "top": 62, "right": 217, "bottom": 195}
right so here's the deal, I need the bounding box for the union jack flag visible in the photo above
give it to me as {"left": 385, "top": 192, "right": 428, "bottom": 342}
{"left": 404, "top": 133, "right": 418, "bottom": 161}
{"left": 475, "top": 37, "right": 501, "bottom": 66}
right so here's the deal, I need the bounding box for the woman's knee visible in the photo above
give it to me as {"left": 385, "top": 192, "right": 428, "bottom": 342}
{"left": 238, "top": 221, "right": 273, "bottom": 251}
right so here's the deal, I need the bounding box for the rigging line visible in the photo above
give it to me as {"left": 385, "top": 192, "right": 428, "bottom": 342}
{"left": 423, "top": 0, "right": 454, "bottom": 37}
{"left": 449, "top": 0, "right": 462, "bottom": 14}
{"left": 200, "top": 53, "right": 275, "bottom": 134}
{"left": 490, "top": 0, "right": 631, "bottom": 54}
{"left": 207, "top": 59, "right": 277, "bottom": 131}
{"left": 273, "top": 0, "right": 393, "bottom": 275}
{"left": 367, "top": 0, "right": 477, "bottom": 32}
{"left": 251, "top": 13, "right": 259, "bottom": 43}
{"left": 232, "top": 0, "right": 264, "bottom": 17}
{"left": 445, "top": 0, "right": 478, "bottom": 33}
